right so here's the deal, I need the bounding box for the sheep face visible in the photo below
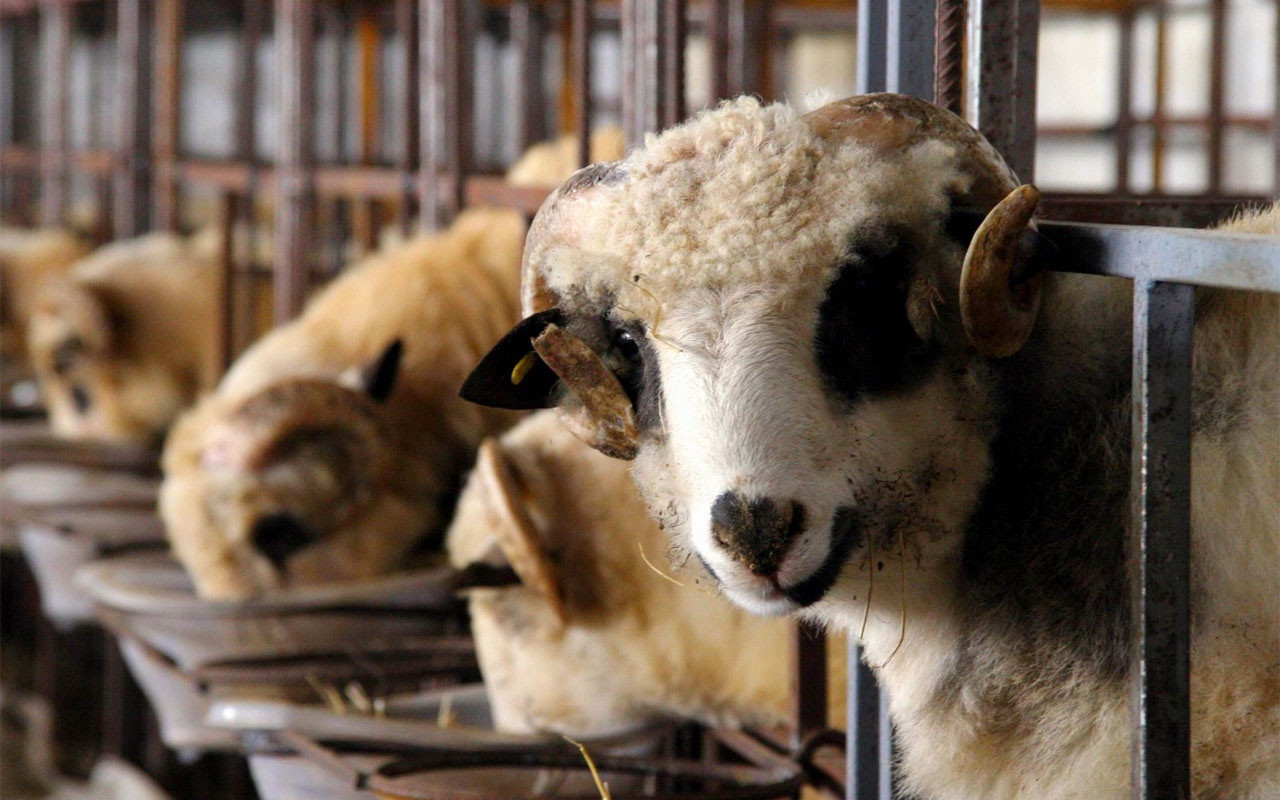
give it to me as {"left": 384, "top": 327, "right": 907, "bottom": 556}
{"left": 27, "top": 280, "right": 196, "bottom": 444}
{"left": 464, "top": 95, "right": 1046, "bottom": 621}
{"left": 161, "top": 343, "right": 433, "bottom": 600}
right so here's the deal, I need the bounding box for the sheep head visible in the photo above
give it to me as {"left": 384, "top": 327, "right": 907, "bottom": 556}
{"left": 462, "top": 94, "right": 1057, "bottom": 622}
{"left": 445, "top": 413, "right": 790, "bottom": 736}
{"left": 161, "top": 340, "right": 434, "bottom": 600}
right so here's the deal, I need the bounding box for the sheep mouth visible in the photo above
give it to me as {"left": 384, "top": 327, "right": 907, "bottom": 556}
{"left": 782, "top": 506, "right": 863, "bottom": 608}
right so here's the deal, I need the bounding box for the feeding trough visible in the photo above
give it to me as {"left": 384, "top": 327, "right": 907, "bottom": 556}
{"left": 77, "top": 552, "right": 482, "bottom": 753}
{"left": 208, "top": 684, "right": 698, "bottom": 800}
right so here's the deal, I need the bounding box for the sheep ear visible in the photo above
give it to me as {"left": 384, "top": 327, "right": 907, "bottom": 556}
{"left": 459, "top": 309, "right": 565, "bottom": 409}
{"left": 32, "top": 281, "right": 114, "bottom": 367}
{"left": 361, "top": 339, "right": 404, "bottom": 402}
{"left": 474, "top": 438, "right": 567, "bottom": 624}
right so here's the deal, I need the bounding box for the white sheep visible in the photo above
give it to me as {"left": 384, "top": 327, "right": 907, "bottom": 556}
{"left": 25, "top": 231, "right": 221, "bottom": 444}
{"left": 447, "top": 410, "right": 849, "bottom": 737}
{"left": 462, "top": 94, "right": 1279, "bottom": 799}
{"left": 160, "top": 207, "right": 526, "bottom": 600}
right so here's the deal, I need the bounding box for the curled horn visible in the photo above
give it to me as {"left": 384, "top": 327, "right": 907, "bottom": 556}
{"left": 532, "top": 324, "right": 639, "bottom": 460}
{"left": 960, "top": 184, "right": 1046, "bottom": 358}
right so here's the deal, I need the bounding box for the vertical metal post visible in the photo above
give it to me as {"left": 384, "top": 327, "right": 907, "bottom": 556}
{"left": 661, "top": 0, "right": 685, "bottom": 127}
{"left": 1152, "top": 0, "right": 1167, "bottom": 193}
{"left": 886, "top": 0, "right": 935, "bottom": 101}
{"left": 856, "top": 0, "right": 887, "bottom": 95}
{"left": 933, "top": 0, "right": 963, "bottom": 114}
{"left": 38, "top": 0, "right": 70, "bottom": 226}
{"left": 396, "top": 0, "right": 418, "bottom": 233}
{"left": 151, "top": 0, "right": 180, "bottom": 231}
{"left": 571, "top": 0, "right": 592, "bottom": 167}
{"left": 274, "top": 0, "right": 316, "bottom": 323}
{"left": 846, "top": 650, "right": 886, "bottom": 800}
{"left": 621, "top": 0, "right": 638, "bottom": 145}
{"left": 419, "top": 0, "right": 468, "bottom": 230}
{"left": 725, "top": 0, "right": 768, "bottom": 99}
{"left": 966, "top": 0, "right": 1039, "bottom": 181}
{"left": 1129, "top": 278, "right": 1193, "bottom": 800}
{"left": 706, "top": 0, "right": 729, "bottom": 102}
{"left": 114, "top": 0, "right": 152, "bottom": 237}
{"left": 1205, "top": 0, "right": 1225, "bottom": 194}
{"left": 635, "top": 0, "right": 665, "bottom": 135}
{"left": 219, "top": 192, "right": 238, "bottom": 373}
{"left": 509, "top": 0, "right": 544, "bottom": 155}
{"left": 791, "top": 625, "right": 827, "bottom": 747}
{"left": 1115, "top": 6, "right": 1134, "bottom": 194}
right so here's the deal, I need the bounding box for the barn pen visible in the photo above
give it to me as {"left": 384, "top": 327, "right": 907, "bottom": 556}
{"left": 1, "top": 0, "right": 1277, "bottom": 799}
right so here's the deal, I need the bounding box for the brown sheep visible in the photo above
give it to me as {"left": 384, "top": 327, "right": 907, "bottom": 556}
{"left": 160, "top": 208, "right": 526, "bottom": 600}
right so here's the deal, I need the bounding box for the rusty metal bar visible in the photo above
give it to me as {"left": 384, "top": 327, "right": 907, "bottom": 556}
{"left": 706, "top": 0, "right": 728, "bottom": 102}
{"left": 886, "top": 0, "right": 934, "bottom": 101}
{"left": 1128, "top": 279, "right": 1193, "bottom": 800}
{"left": 113, "top": 0, "right": 151, "bottom": 237}
{"left": 932, "top": 0, "right": 963, "bottom": 114}
{"left": 1152, "top": 0, "right": 1167, "bottom": 192}
{"left": 419, "top": 0, "right": 468, "bottom": 230}
{"left": 791, "top": 624, "right": 827, "bottom": 747}
{"left": 396, "top": 0, "right": 417, "bottom": 234}
{"left": 726, "top": 0, "right": 768, "bottom": 99}
{"left": 37, "top": 0, "right": 69, "bottom": 225}
{"left": 1040, "top": 194, "right": 1268, "bottom": 229}
{"left": 150, "top": 0, "right": 179, "bottom": 230}
{"left": 274, "top": 0, "right": 317, "bottom": 324}
{"left": 1115, "top": 6, "right": 1134, "bottom": 194}
{"left": 661, "top": 0, "right": 685, "bottom": 128}
{"left": 571, "top": 0, "right": 592, "bottom": 167}
{"left": 966, "top": 0, "right": 1039, "bottom": 182}
{"left": 856, "top": 0, "right": 887, "bottom": 95}
{"left": 1206, "top": 0, "right": 1225, "bottom": 194}
{"left": 509, "top": 0, "right": 544, "bottom": 155}
{"left": 636, "top": 0, "right": 666, "bottom": 135}
{"left": 219, "top": 192, "right": 238, "bottom": 373}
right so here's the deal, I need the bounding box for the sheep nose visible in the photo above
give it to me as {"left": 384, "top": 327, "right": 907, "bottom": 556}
{"left": 250, "top": 513, "right": 316, "bottom": 569}
{"left": 710, "top": 492, "right": 806, "bottom": 576}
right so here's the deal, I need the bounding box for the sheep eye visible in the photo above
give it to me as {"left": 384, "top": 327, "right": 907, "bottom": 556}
{"left": 614, "top": 328, "right": 640, "bottom": 361}
{"left": 70, "top": 384, "right": 91, "bottom": 414}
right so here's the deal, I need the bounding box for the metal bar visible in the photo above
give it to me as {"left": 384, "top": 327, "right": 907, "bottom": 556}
{"left": 886, "top": 0, "right": 935, "bottom": 101}
{"left": 1040, "top": 194, "right": 1269, "bottom": 228}
{"left": 113, "top": 0, "right": 150, "bottom": 237}
{"left": 219, "top": 192, "right": 237, "bottom": 373}
{"left": 726, "top": 0, "right": 768, "bottom": 98}
{"left": 877, "top": 682, "right": 893, "bottom": 800}
{"left": 856, "top": 0, "right": 887, "bottom": 95}
{"left": 396, "top": 0, "right": 417, "bottom": 234}
{"left": 150, "top": 0, "right": 179, "bottom": 230}
{"left": 791, "top": 624, "right": 827, "bottom": 746}
{"left": 846, "top": 644, "right": 880, "bottom": 800}
{"left": 636, "top": 0, "right": 665, "bottom": 135}
{"left": 706, "top": 0, "right": 728, "bottom": 102}
{"left": 1115, "top": 6, "right": 1134, "bottom": 194}
{"left": 1041, "top": 221, "right": 1280, "bottom": 293}
{"left": 571, "top": 0, "right": 592, "bottom": 167}
{"left": 661, "top": 0, "right": 685, "bottom": 128}
{"left": 1275, "top": 5, "right": 1279, "bottom": 196}
{"left": 1129, "top": 278, "right": 1193, "bottom": 800}
{"left": 274, "top": 0, "right": 316, "bottom": 324}
{"left": 1152, "top": 0, "right": 1166, "bottom": 192}
{"left": 621, "top": 0, "right": 638, "bottom": 146}
{"left": 932, "top": 0, "right": 963, "bottom": 113}
{"left": 509, "top": 0, "right": 544, "bottom": 154}
{"left": 38, "top": 0, "right": 69, "bottom": 225}
{"left": 419, "top": 0, "right": 466, "bottom": 230}
{"left": 966, "top": 0, "right": 1039, "bottom": 182}
{"left": 1205, "top": 0, "right": 1225, "bottom": 194}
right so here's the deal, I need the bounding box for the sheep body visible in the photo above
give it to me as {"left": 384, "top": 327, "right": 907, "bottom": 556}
{"left": 0, "top": 227, "right": 88, "bottom": 369}
{"left": 26, "top": 231, "right": 220, "bottom": 443}
{"left": 446, "top": 410, "right": 797, "bottom": 736}
{"left": 161, "top": 207, "right": 526, "bottom": 600}
{"left": 477, "top": 96, "right": 1277, "bottom": 799}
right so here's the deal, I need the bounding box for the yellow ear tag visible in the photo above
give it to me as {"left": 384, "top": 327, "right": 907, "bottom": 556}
{"left": 511, "top": 353, "right": 538, "bottom": 385}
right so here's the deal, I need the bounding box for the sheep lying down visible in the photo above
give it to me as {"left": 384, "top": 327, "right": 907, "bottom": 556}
{"left": 447, "top": 411, "right": 851, "bottom": 737}
{"left": 1, "top": 227, "right": 88, "bottom": 370}
{"left": 26, "top": 230, "right": 221, "bottom": 444}
{"left": 161, "top": 208, "right": 526, "bottom": 600}
{"left": 463, "top": 93, "right": 1278, "bottom": 800}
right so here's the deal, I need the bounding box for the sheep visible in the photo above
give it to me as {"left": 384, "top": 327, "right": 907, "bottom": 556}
{"left": 503, "top": 127, "right": 626, "bottom": 189}
{"left": 160, "top": 207, "right": 527, "bottom": 601}
{"left": 446, "top": 410, "right": 799, "bottom": 737}
{"left": 461, "top": 94, "right": 1279, "bottom": 800}
{"left": 25, "top": 230, "right": 222, "bottom": 444}
{"left": 0, "top": 227, "right": 89, "bottom": 404}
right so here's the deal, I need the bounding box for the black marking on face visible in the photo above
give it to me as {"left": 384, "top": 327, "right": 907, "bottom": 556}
{"left": 51, "top": 337, "right": 85, "bottom": 376}
{"left": 709, "top": 492, "right": 806, "bottom": 576}
{"left": 250, "top": 513, "right": 317, "bottom": 569}
{"left": 815, "top": 240, "right": 937, "bottom": 405}
{"left": 606, "top": 317, "right": 663, "bottom": 434}
{"left": 784, "top": 505, "right": 865, "bottom": 608}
